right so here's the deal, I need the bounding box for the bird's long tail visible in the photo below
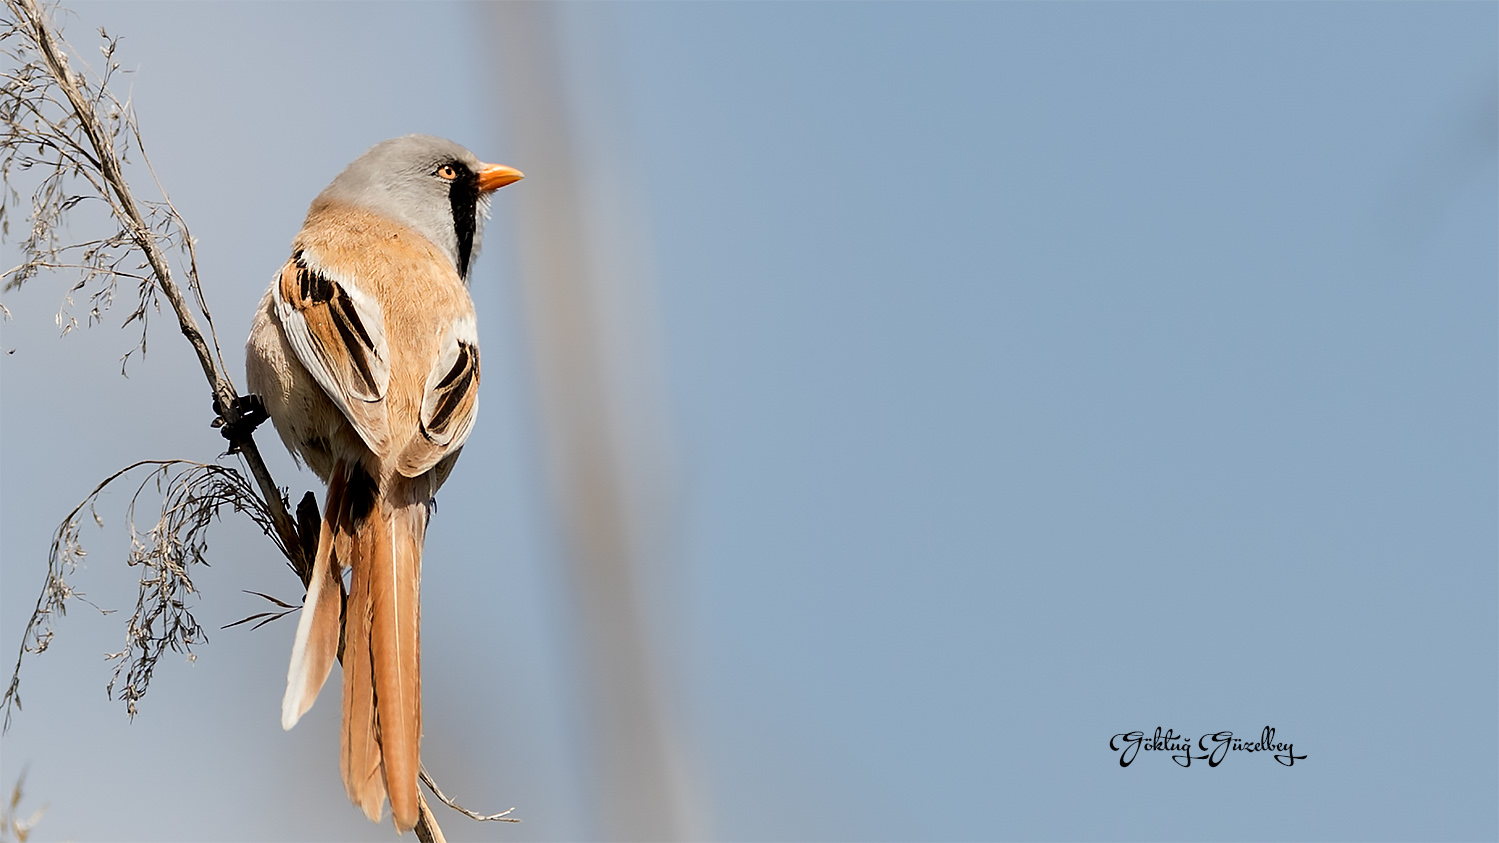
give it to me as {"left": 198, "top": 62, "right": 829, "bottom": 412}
{"left": 340, "top": 472, "right": 426, "bottom": 832}
{"left": 281, "top": 464, "right": 426, "bottom": 832}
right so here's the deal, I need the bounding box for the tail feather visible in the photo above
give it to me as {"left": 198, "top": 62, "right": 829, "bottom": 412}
{"left": 340, "top": 482, "right": 387, "bottom": 824}
{"left": 368, "top": 499, "right": 424, "bottom": 831}
{"left": 282, "top": 467, "right": 346, "bottom": 730}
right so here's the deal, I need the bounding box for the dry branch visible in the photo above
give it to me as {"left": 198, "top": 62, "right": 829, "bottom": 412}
{"left": 1, "top": 0, "right": 304, "bottom": 729}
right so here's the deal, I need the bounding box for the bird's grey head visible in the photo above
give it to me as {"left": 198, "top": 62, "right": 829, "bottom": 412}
{"left": 314, "top": 134, "right": 522, "bottom": 280}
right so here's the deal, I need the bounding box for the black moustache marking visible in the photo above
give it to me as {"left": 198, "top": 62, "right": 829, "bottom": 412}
{"left": 447, "top": 162, "right": 480, "bottom": 279}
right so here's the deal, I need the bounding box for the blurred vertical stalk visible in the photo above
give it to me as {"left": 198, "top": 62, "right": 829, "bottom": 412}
{"left": 485, "top": 4, "right": 696, "bottom": 841}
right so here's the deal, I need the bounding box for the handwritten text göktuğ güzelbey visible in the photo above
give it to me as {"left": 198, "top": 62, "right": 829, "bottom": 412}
{"left": 1110, "top": 727, "right": 1307, "bottom": 767}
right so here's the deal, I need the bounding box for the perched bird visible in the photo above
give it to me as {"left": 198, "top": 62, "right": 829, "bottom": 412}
{"left": 245, "top": 135, "right": 522, "bottom": 831}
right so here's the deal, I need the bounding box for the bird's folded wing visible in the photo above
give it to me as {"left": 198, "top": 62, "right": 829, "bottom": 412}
{"left": 273, "top": 249, "right": 392, "bottom": 455}
{"left": 397, "top": 312, "right": 480, "bottom": 477}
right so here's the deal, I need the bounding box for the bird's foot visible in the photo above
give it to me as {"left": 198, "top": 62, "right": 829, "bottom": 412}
{"left": 213, "top": 393, "right": 270, "bottom": 451}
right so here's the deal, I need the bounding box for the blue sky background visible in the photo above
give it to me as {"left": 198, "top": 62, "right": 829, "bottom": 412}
{"left": 1, "top": 3, "right": 1494, "bottom": 841}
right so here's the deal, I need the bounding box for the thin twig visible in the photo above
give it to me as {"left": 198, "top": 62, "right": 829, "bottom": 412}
{"left": 0, "top": 460, "right": 273, "bottom": 727}
{"left": 421, "top": 765, "right": 519, "bottom": 823}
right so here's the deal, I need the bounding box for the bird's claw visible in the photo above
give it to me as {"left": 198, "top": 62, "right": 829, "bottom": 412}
{"left": 215, "top": 393, "right": 270, "bottom": 451}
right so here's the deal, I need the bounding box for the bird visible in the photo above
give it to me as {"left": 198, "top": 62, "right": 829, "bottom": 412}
{"left": 244, "top": 135, "right": 522, "bottom": 831}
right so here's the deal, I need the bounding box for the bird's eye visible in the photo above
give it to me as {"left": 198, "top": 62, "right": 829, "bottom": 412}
{"left": 435, "top": 164, "right": 458, "bottom": 181}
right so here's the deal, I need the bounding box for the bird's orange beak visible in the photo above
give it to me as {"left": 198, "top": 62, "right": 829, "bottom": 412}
{"left": 477, "top": 163, "right": 524, "bottom": 192}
